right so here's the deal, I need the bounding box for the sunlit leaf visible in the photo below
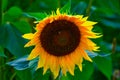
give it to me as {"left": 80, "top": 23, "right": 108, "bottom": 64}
{"left": 3, "top": 6, "right": 23, "bottom": 23}
{"left": 7, "top": 6, "right": 22, "bottom": 18}
{"left": 7, "top": 55, "right": 29, "bottom": 70}
{"left": 87, "top": 51, "right": 111, "bottom": 58}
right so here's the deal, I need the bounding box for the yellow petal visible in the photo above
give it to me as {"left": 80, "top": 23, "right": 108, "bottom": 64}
{"left": 60, "top": 57, "right": 67, "bottom": 76}
{"left": 78, "top": 63, "right": 82, "bottom": 71}
{"left": 80, "top": 49, "right": 92, "bottom": 62}
{"left": 27, "top": 46, "right": 40, "bottom": 60}
{"left": 37, "top": 50, "right": 46, "bottom": 69}
{"left": 24, "top": 37, "right": 39, "bottom": 47}
{"left": 22, "top": 33, "right": 34, "bottom": 39}
{"left": 75, "top": 15, "right": 83, "bottom": 20}
{"left": 82, "top": 31, "right": 102, "bottom": 38}
{"left": 81, "top": 21, "right": 97, "bottom": 26}
{"left": 65, "top": 56, "right": 75, "bottom": 75}
{"left": 50, "top": 56, "right": 60, "bottom": 79}
{"left": 37, "top": 57, "right": 43, "bottom": 69}
{"left": 43, "top": 56, "right": 49, "bottom": 75}
{"left": 56, "top": 8, "right": 61, "bottom": 15}
{"left": 81, "top": 16, "right": 88, "bottom": 21}
{"left": 80, "top": 37, "right": 99, "bottom": 51}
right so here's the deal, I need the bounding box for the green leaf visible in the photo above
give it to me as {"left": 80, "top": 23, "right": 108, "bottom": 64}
{"left": 7, "top": 55, "right": 29, "bottom": 70}
{"left": 28, "top": 0, "right": 59, "bottom": 12}
{"left": 101, "top": 19, "right": 120, "bottom": 29}
{"left": 75, "top": 61, "right": 94, "bottom": 80}
{"left": 67, "top": 61, "right": 94, "bottom": 80}
{"left": 16, "top": 69, "right": 32, "bottom": 80}
{"left": 33, "top": 68, "right": 50, "bottom": 80}
{"left": 12, "top": 20, "right": 32, "bottom": 34}
{"left": 59, "top": 75, "right": 69, "bottom": 80}
{"left": 72, "top": 1, "right": 87, "bottom": 14}
{"left": 3, "top": 6, "right": 23, "bottom": 23}
{"left": 0, "top": 46, "right": 6, "bottom": 57}
{"left": 0, "top": 24, "right": 31, "bottom": 57}
{"left": 93, "top": 56, "right": 112, "bottom": 80}
{"left": 25, "top": 12, "right": 47, "bottom": 21}
{"left": 60, "top": 0, "right": 71, "bottom": 13}
{"left": 2, "top": 0, "right": 8, "bottom": 11}
{"left": 7, "top": 6, "right": 22, "bottom": 17}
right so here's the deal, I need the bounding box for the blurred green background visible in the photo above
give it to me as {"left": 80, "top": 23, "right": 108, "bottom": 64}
{"left": 0, "top": 0, "right": 120, "bottom": 80}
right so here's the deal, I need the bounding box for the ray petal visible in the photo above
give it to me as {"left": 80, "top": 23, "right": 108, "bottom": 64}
{"left": 37, "top": 50, "right": 46, "bottom": 69}
{"left": 81, "top": 16, "right": 88, "bottom": 21}
{"left": 50, "top": 56, "right": 60, "bottom": 79}
{"left": 78, "top": 63, "right": 82, "bottom": 71}
{"left": 60, "top": 57, "right": 67, "bottom": 76}
{"left": 27, "top": 46, "right": 40, "bottom": 60}
{"left": 80, "top": 49, "right": 92, "bottom": 62}
{"left": 81, "top": 21, "right": 97, "bottom": 26}
{"left": 65, "top": 56, "right": 75, "bottom": 75}
{"left": 56, "top": 8, "right": 61, "bottom": 15}
{"left": 22, "top": 33, "right": 34, "bottom": 39}
{"left": 43, "top": 54, "right": 50, "bottom": 75}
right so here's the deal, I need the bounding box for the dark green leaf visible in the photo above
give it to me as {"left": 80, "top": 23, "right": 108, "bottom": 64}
{"left": 93, "top": 56, "right": 112, "bottom": 80}
{"left": 24, "top": 12, "right": 47, "bottom": 21}
{"left": 2, "top": 0, "right": 8, "bottom": 11}
{"left": 12, "top": 20, "right": 32, "bottom": 34}
{"left": 0, "top": 46, "right": 6, "bottom": 57}
{"left": 0, "top": 24, "right": 31, "bottom": 57}
{"left": 72, "top": 1, "right": 87, "bottom": 14}
{"left": 101, "top": 19, "right": 120, "bottom": 29}
{"left": 74, "top": 61, "right": 94, "bottom": 80}
{"left": 59, "top": 74, "right": 69, "bottom": 80}
{"left": 16, "top": 69, "right": 32, "bottom": 80}
{"left": 28, "top": 0, "right": 59, "bottom": 12}
{"left": 33, "top": 68, "right": 50, "bottom": 80}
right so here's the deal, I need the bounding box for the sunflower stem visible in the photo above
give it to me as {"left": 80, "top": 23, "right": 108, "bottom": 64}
{"left": 86, "top": 0, "right": 93, "bottom": 16}
{"left": 0, "top": 0, "right": 3, "bottom": 25}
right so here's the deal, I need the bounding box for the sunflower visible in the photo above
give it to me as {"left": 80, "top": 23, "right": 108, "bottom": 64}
{"left": 23, "top": 9, "right": 101, "bottom": 79}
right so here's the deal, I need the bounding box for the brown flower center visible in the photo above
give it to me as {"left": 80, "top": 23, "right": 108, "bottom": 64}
{"left": 40, "top": 20, "right": 80, "bottom": 56}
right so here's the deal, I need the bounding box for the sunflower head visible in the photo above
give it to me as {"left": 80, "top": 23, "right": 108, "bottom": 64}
{"left": 23, "top": 8, "right": 101, "bottom": 79}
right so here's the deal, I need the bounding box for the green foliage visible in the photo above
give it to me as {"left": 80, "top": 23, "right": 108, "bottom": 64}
{"left": 93, "top": 56, "right": 112, "bottom": 80}
{"left": 0, "top": 0, "right": 120, "bottom": 80}
{"left": 16, "top": 69, "right": 32, "bottom": 80}
{"left": 0, "top": 46, "right": 6, "bottom": 57}
{"left": 60, "top": 0, "right": 71, "bottom": 13}
{"left": 73, "top": 61, "right": 94, "bottom": 80}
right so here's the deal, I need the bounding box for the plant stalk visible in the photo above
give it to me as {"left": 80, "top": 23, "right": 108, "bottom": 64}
{"left": 86, "top": 0, "right": 93, "bottom": 16}
{"left": 0, "top": 1, "right": 4, "bottom": 80}
{"left": 0, "top": 0, "right": 3, "bottom": 25}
